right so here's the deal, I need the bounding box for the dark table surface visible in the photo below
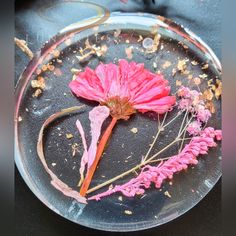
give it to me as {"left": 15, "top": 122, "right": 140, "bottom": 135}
{"left": 15, "top": 0, "right": 221, "bottom": 235}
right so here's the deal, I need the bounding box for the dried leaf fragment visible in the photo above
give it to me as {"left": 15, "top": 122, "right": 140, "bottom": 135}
{"left": 14, "top": 37, "right": 34, "bottom": 59}
{"left": 32, "top": 89, "right": 42, "bottom": 98}
{"left": 215, "top": 80, "right": 222, "bottom": 99}
{"left": 31, "top": 76, "right": 46, "bottom": 90}
{"left": 177, "top": 59, "right": 188, "bottom": 73}
{"left": 203, "top": 89, "right": 214, "bottom": 101}
{"left": 206, "top": 101, "right": 216, "bottom": 113}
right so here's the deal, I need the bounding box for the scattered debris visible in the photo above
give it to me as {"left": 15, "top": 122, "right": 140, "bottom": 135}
{"left": 177, "top": 59, "right": 188, "bottom": 73}
{"left": 191, "top": 60, "right": 199, "bottom": 66}
{"left": 114, "top": 29, "right": 121, "bottom": 37}
{"left": 124, "top": 210, "right": 133, "bottom": 215}
{"left": 66, "top": 133, "right": 74, "bottom": 139}
{"left": 71, "top": 68, "right": 82, "bottom": 74}
{"left": 162, "top": 61, "right": 172, "bottom": 69}
{"left": 193, "top": 77, "right": 201, "bottom": 85}
{"left": 130, "top": 127, "right": 138, "bottom": 134}
{"left": 76, "top": 39, "right": 108, "bottom": 62}
{"left": 172, "top": 68, "right": 177, "bottom": 76}
{"left": 199, "top": 74, "right": 208, "bottom": 79}
{"left": 31, "top": 76, "right": 46, "bottom": 92}
{"left": 125, "top": 46, "right": 133, "bottom": 59}
{"left": 203, "top": 89, "right": 214, "bottom": 101}
{"left": 137, "top": 35, "right": 143, "bottom": 42}
{"left": 54, "top": 68, "right": 62, "bottom": 77}
{"left": 164, "top": 190, "right": 172, "bottom": 198}
{"left": 118, "top": 196, "right": 123, "bottom": 201}
{"left": 32, "top": 88, "right": 42, "bottom": 98}
{"left": 53, "top": 50, "right": 60, "bottom": 58}
{"left": 71, "top": 143, "right": 79, "bottom": 157}
{"left": 14, "top": 37, "right": 33, "bottom": 59}
{"left": 176, "top": 80, "right": 182, "bottom": 86}
{"left": 201, "top": 64, "right": 209, "bottom": 70}
{"left": 178, "top": 41, "right": 188, "bottom": 49}
{"left": 153, "top": 62, "right": 157, "bottom": 69}
{"left": 65, "top": 39, "right": 72, "bottom": 46}
{"left": 215, "top": 79, "right": 222, "bottom": 99}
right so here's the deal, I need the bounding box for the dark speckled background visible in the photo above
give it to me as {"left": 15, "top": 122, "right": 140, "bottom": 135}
{"left": 15, "top": 0, "right": 221, "bottom": 235}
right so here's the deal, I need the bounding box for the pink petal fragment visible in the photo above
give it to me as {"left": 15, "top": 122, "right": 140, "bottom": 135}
{"left": 51, "top": 176, "right": 87, "bottom": 204}
{"left": 76, "top": 120, "right": 88, "bottom": 185}
{"left": 87, "top": 106, "right": 110, "bottom": 168}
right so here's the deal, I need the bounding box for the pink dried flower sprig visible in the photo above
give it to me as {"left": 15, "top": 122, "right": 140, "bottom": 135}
{"left": 178, "top": 86, "right": 211, "bottom": 123}
{"left": 89, "top": 127, "right": 222, "bottom": 200}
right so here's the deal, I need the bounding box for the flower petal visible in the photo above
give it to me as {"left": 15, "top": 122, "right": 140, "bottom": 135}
{"left": 76, "top": 119, "right": 88, "bottom": 186}
{"left": 134, "top": 96, "right": 176, "bottom": 114}
{"left": 87, "top": 106, "right": 110, "bottom": 167}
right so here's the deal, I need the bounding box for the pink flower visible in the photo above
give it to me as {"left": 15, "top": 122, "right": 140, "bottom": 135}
{"left": 88, "top": 127, "right": 222, "bottom": 201}
{"left": 69, "top": 59, "right": 176, "bottom": 120}
{"left": 195, "top": 105, "right": 211, "bottom": 123}
{"left": 177, "top": 86, "right": 211, "bottom": 123}
{"left": 214, "top": 130, "right": 222, "bottom": 141}
{"left": 187, "top": 121, "right": 202, "bottom": 135}
{"left": 76, "top": 106, "right": 110, "bottom": 186}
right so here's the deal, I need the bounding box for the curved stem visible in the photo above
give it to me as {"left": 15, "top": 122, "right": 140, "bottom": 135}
{"left": 79, "top": 117, "right": 118, "bottom": 196}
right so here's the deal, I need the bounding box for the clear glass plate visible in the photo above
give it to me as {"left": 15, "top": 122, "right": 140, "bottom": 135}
{"left": 15, "top": 12, "right": 221, "bottom": 231}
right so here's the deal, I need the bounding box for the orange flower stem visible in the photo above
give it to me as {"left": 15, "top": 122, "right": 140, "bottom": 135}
{"left": 79, "top": 117, "right": 118, "bottom": 196}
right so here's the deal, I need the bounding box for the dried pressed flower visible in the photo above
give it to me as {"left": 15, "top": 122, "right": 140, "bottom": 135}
{"left": 88, "top": 127, "right": 222, "bottom": 200}
{"left": 69, "top": 60, "right": 176, "bottom": 196}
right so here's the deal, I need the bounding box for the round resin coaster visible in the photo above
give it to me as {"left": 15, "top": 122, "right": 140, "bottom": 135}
{"left": 15, "top": 12, "right": 221, "bottom": 231}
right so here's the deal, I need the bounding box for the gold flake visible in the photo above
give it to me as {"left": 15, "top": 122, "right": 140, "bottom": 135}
{"left": 66, "top": 133, "right": 74, "bottom": 139}
{"left": 162, "top": 61, "right": 172, "bottom": 69}
{"left": 124, "top": 210, "right": 133, "bottom": 215}
{"left": 130, "top": 127, "right": 138, "bottom": 134}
